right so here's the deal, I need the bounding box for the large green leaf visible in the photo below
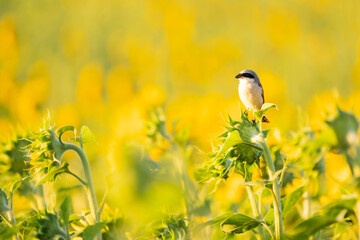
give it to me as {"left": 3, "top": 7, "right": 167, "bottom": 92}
{"left": 70, "top": 126, "right": 96, "bottom": 144}
{"left": 215, "top": 131, "right": 244, "bottom": 159}
{"left": 36, "top": 212, "right": 67, "bottom": 239}
{"left": 326, "top": 107, "right": 359, "bottom": 152}
{"left": 36, "top": 162, "right": 70, "bottom": 186}
{"left": 80, "top": 126, "right": 96, "bottom": 144}
{"left": 282, "top": 185, "right": 308, "bottom": 216}
{"left": 195, "top": 213, "right": 233, "bottom": 230}
{"left": 220, "top": 213, "right": 262, "bottom": 234}
{"left": 290, "top": 215, "right": 337, "bottom": 240}
{"left": 232, "top": 144, "right": 262, "bottom": 165}
{"left": 265, "top": 185, "right": 307, "bottom": 224}
{"left": 83, "top": 222, "right": 106, "bottom": 240}
{"left": 288, "top": 198, "right": 356, "bottom": 239}
{"left": 59, "top": 196, "right": 71, "bottom": 236}
{"left": 0, "top": 189, "right": 9, "bottom": 216}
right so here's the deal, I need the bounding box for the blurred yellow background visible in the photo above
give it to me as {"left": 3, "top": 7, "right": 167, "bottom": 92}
{"left": 1, "top": 0, "right": 360, "bottom": 236}
{"left": 1, "top": 0, "right": 360, "bottom": 137}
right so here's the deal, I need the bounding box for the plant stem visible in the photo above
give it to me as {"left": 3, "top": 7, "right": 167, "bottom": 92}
{"left": 261, "top": 221, "right": 275, "bottom": 240}
{"left": 257, "top": 124, "right": 283, "bottom": 240}
{"left": 63, "top": 143, "right": 101, "bottom": 240}
{"left": 303, "top": 189, "right": 311, "bottom": 219}
{"left": 246, "top": 185, "right": 266, "bottom": 239}
{"left": 355, "top": 200, "right": 360, "bottom": 240}
{"left": 0, "top": 213, "right": 12, "bottom": 227}
{"left": 269, "top": 186, "right": 282, "bottom": 240}
{"left": 169, "top": 138, "right": 192, "bottom": 240}
{"left": 67, "top": 170, "right": 88, "bottom": 187}
{"left": 9, "top": 195, "right": 19, "bottom": 240}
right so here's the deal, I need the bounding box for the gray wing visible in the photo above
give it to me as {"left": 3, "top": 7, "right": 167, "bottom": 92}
{"left": 258, "top": 82, "right": 265, "bottom": 104}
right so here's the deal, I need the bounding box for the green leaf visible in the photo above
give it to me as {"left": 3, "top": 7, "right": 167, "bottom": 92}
{"left": 36, "top": 162, "right": 70, "bottom": 186}
{"left": 195, "top": 213, "right": 233, "bottom": 230}
{"left": 80, "top": 126, "right": 96, "bottom": 143}
{"left": 282, "top": 184, "right": 308, "bottom": 217}
{"left": 215, "top": 131, "right": 244, "bottom": 159}
{"left": 80, "top": 126, "right": 96, "bottom": 144}
{"left": 69, "top": 126, "right": 96, "bottom": 144}
{"left": 321, "top": 198, "right": 356, "bottom": 217}
{"left": 83, "top": 222, "right": 106, "bottom": 240}
{"left": 288, "top": 198, "right": 356, "bottom": 239}
{"left": 56, "top": 125, "right": 75, "bottom": 144}
{"left": 234, "top": 121, "right": 263, "bottom": 148}
{"left": 233, "top": 144, "right": 262, "bottom": 166}
{"left": 265, "top": 184, "right": 307, "bottom": 224}
{"left": 254, "top": 103, "right": 278, "bottom": 119}
{"left": 326, "top": 107, "right": 359, "bottom": 152}
{"left": 290, "top": 215, "right": 337, "bottom": 240}
{"left": 59, "top": 195, "right": 71, "bottom": 236}
{"left": 262, "top": 129, "right": 271, "bottom": 138}
{"left": 0, "top": 189, "right": 9, "bottom": 215}
{"left": 36, "top": 212, "right": 67, "bottom": 239}
{"left": 220, "top": 213, "right": 262, "bottom": 234}
{"left": 9, "top": 178, "right": 22, "bottom": 195}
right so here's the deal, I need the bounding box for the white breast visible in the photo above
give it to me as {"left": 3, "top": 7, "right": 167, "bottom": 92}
{"left": 238, "top": 79, "right": 264, "bottom": 111}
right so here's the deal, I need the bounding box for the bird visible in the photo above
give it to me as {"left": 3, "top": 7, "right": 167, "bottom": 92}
{"left": 235, "top": 69, "right": 269, "bottom": 123}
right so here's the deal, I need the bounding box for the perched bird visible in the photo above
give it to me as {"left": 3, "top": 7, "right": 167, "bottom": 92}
{"left": 235, "top": 69, "right": 269, "bottom": 123}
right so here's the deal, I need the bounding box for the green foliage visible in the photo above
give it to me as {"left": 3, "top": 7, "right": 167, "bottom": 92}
{"left": 0, "top": 188, "right": 9, "bottom": 216}
{"left": 83, "top": 222, "right": 106, "bottom": 240}
{"left": 70, "top": 126, "right": 96, "bottom": 144}
{"left": 56, "top": 126, "right": 75, "bottom": 144}
{"left": 153, "top": 216, "right": 188, "bottom": 240}
{"left": 265, "top": 185, "right": 308, "bottom": 224}
{"left": 36, "top": 162, "right": 70, "bottom": 186}
{"left": 35, "top": 212, "right": 67, "bottom": 239}
{"left": 326, "top": 107, "right": 359, "bottom": 152}
{"left": 146, "top": 107, "right": 169, "bottom": 142}
{"left": 282, "top": 185, "right": 308, "bottom": 218}
{"left": 254, "top": 103, "right": 278, "bottom": 120}
{"left": 195, "top": 113, "right": 264, "bottom": 184}
{"left": 1, "top": 137, "right": 31, "bottom": 176}
{"left": 220, "top": 213, "right": 262, "bottom": 234}
{"left": 59, "top": 195, "right": 71, "bottom": 237}
{"left": 288, "top": 198, "right": 356, "bottom": 239}
{"left": 1, "top": 106, "right": 360, "bottom": 239}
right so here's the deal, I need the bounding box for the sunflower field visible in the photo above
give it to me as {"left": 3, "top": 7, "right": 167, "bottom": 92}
{"left": 1, "top": 0, "right": 360, "bottom": 239}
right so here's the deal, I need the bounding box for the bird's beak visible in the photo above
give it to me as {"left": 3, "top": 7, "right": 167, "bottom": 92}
{"left": 235, "top": 73, "right": 242, "bottom": 79}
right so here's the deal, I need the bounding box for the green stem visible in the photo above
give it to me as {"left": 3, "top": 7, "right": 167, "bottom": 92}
{"left": 63, "top": 143, "right": 101, "bottom": 240}
{"left": 258, "top": 123, "right": 283, "bottom": 240}
{"left": 246, "top": 185, "right": 266, "bottom": 239}
{"left": 261, "top": 221, "right": 275, "bottom": 240}
{"left": 355, "top": 200, "right": 360, "bottom": 240}
{"left": 9, "top": 195, "right": 19, "bottom": 240}
{"left": 169, "top": 139, "right": 192, "bottom": 240}
{"left": 67, "top": 170, "right": 88, "bottom": 187}
{"left": 303, "top": 189, "right": 311, "bottom": 219}
{"left": 0, "top": 213, "right": 13, "bottom": 227}
{"left": 269, "top": 186, "right": 283, "bottom": 240}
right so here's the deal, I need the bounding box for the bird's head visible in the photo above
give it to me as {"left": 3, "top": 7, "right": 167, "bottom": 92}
{"left": 235, "top": 69, "right": 260, "bottom": 83}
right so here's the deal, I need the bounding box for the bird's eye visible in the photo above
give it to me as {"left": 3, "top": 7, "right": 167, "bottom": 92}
{"left": 241, "top": 73, "right": 254, "bottom": 78}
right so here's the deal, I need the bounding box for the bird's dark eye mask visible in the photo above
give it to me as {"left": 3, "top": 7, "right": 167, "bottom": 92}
{"left": 236, "top": 73, "right": 254, "bottom": 79}
{"left": 241, "top": 73, "right": 254, "bottom": 78}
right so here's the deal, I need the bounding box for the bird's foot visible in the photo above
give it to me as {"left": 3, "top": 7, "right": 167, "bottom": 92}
{"left": 243, "top": 110, "right": 248, "bottom": 116}
{"left": 252, "top": 119, "right": 257, "bottom": 126}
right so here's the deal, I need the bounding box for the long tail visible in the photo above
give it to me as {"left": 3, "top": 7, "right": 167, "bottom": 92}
{"left": 262, "top": 115, "right": 270, "bottom": 123}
